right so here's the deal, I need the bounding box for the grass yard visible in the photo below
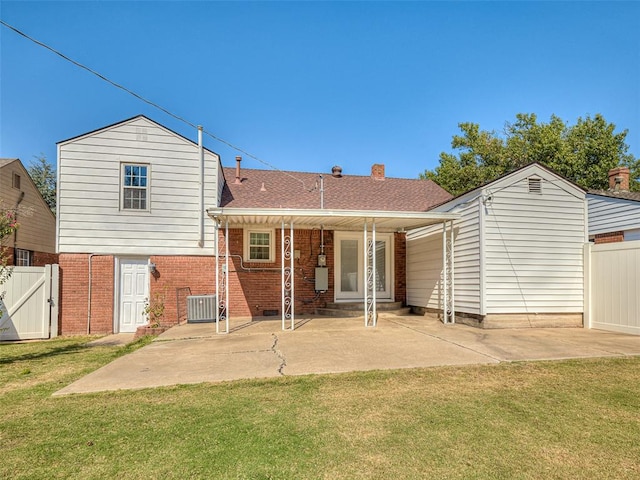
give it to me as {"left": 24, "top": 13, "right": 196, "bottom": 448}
{"left": 1, "top": 337, "right": 640, "bottom": 479}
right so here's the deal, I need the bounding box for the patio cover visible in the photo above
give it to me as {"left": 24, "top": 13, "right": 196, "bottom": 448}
{"left": 207, "top": 207, "right": 458, "bottom": 231}
{"left": 206, "top": 207, "right": 460, "bottom": 332}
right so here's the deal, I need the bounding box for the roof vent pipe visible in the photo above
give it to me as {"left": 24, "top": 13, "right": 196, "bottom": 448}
{"left": 331, "top": 165, "right": 342, "bottom": 177}
{"left": 235, "top": 156, "right": 242, "bottom": 184}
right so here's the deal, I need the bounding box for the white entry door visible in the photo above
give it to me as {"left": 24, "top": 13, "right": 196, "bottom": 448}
{"left": 334, "top": 232, "right": 392, "bottom": 301}
{"left": 119, "top": 258, "right": 149, "bottom": 333}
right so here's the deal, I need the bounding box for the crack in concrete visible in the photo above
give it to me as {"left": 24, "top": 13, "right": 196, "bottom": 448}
{"left": 271, "top": 334, "right": 287, "bottom": 375}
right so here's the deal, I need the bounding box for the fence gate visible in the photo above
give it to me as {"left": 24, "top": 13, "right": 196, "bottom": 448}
{"left": 585, "top": 242, "right": 640, "bottom": 335}
{"left": 0, "top": 265, "right": 59, "bottom": 341}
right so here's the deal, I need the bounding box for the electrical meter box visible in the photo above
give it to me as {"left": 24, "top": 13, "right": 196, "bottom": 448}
{"left": 315, "top": 267, "right": 328, "bottom": 292}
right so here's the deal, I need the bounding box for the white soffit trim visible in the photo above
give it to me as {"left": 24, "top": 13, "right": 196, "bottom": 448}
{"left": 206, "top": 207, "right": 460, "bottom": 231}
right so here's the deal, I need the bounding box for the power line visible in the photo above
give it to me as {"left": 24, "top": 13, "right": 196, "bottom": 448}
{"left": 0, "top": 19, "right": 310, "bottom": 189}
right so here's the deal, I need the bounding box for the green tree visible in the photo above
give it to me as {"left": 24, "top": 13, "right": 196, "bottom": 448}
{"left": 1, "top": 206, "right": 19, "bottom": 323}
{"left": 28, "top": 154, "right": 56, "bottom": 213}
{"left": 421, "top": 113, "right": 637, "bottom": 196}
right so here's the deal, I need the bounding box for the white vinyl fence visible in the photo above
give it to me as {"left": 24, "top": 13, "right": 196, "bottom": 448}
{"left": 0, "top": 265, "right": 59, "bottom": 341}
{"left": 584, "top": 242, "right": 640, "bottom": 335}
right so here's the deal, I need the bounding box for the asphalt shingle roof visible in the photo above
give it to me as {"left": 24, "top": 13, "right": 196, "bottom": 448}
{"left": 588, "top": 190, "right": 640, "bottom": 202}
{"left": 220, "top": 167, "right": 452, "bottom": 212}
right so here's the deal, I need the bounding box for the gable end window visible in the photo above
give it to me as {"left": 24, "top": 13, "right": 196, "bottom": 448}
{"left": 528, "top": 177, "right": 542, "bottom": 194}
{"left": 244, "top": 229, "right": 275, "bottom": 262}
{"left": 122, "top": 164, "right": 149, "bottom": 210}
{"left": 12, "top": 173, "right": 21, "bottom": 189}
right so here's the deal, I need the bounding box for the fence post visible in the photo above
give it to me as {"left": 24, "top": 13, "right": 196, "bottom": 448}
{"left": 49, "top": 264, "right": 59, "bottom": 338}
{"left": 583, "top": 243, "right": 591, "bottom": 330}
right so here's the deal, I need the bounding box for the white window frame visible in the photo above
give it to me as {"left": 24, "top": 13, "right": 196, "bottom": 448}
{"left": 121, "top": 163, "right": 150, "bottom": 211}
{"left": 243, "top": 228, "right": 276, "bottom": 263}
{"left": 15, "top": 248, "right": 31, "bottom": 266}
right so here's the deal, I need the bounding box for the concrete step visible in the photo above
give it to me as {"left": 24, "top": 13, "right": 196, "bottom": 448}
{"left": 315, "top": 306, "right": 411, "bottom": 317}
{"left": 323, "top": 301, "right": 403, "bottom": 311}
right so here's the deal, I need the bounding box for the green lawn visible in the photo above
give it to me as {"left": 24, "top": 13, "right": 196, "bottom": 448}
{"left": 1, "top": 336, "right": 639, "bottom": 479}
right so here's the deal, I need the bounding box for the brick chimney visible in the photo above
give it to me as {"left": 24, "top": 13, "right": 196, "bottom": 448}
{"left": 608, "top": 167, "right": 630, "bottom": 192}
{"left": 371, "top": 163, "right": 385, "bottom": 180}
{"left": 234, "top": 156, "right": 242, "bottom": 184}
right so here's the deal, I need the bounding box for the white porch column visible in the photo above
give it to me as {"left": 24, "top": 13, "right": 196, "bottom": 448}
{"left": 215, "top": 219, "right": 229, "bottom": 334}
{"left": 281, "top": 221, "right": 294, "bottom": 330}
{"left": 215, "top": 219, "right": 219, "bottom": 331}
{"left": 364, "top": 220, "right": 377, "bottom": 327}
{"left": 442, "top": 220, "right": 455, "bottom": 324}
{"left": 224, "top": 220, "right": 230, "bottom": 333}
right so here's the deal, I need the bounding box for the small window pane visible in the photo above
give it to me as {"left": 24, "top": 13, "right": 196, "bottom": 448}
{"left": 122, "top": 164, "right": 149, "bottom": 210}
{"left": 248, "top": 231, "right": 272, "bottom": 260}
{"left": 16, "top": 249, "right": 31, "bottom": 266}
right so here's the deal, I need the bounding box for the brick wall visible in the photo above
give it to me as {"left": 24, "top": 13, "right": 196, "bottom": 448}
{"left": 32, "top": 251, "right": 59, "bottom": 266}
{"left": 222, "top": 228, "right": 334, "bottom": 317}
{"left": 58, "top": 228, "right": 409, "bottom": 333}
{"left": 594, "top": 231, "right": 624, "bottom": 244}
{"left": 58, "top": 254, "right": 114, "bottom": 335}
{"left": 149, "top": 255, "right": 216, "bottom": 324}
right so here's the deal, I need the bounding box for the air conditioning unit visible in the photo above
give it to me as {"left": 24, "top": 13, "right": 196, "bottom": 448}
{"left": 187, "top": 295, "right": 216, "bottom": 323}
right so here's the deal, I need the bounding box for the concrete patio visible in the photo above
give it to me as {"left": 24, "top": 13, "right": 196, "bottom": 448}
{"left": 54, "top": 314, "right": 640, "bottom": 395}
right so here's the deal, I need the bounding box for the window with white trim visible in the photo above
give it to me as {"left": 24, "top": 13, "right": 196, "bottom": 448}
{"left": 244, "top": 228, "right": 275, "bottom": 262}
{"left": 122, "top": 164, "right": 149, "bottom": 210}
{"left": 15, "top": 248, "right": 31, "bottom": 266}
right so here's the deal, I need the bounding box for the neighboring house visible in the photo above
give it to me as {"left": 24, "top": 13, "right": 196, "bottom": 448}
{"left": 57, "top": 115, "right": 454, "bottom": 335}
{"left": 587, "top": 167, "right": 640, "bottom": 243}
{"left": 406, "top": 163, "right": 587, "bottom": 328}
{"left": 0, "top": 158, "right": 57, "bottom": 266}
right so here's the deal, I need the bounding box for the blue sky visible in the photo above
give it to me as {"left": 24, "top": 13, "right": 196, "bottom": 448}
{"left": 1, "top": 1, "right": 638, "bottom": 180}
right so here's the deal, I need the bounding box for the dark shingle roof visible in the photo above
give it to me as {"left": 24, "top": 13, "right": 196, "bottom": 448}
{"left": 588, "top": 190, "right": 640, "bottom": 202}
{"left": 220, "top": 167, "right": 452, "bottom": 211}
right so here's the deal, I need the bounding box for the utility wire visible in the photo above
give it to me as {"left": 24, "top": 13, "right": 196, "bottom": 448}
{"left": 0, "top": 19, "right": 311, "bottom": 189}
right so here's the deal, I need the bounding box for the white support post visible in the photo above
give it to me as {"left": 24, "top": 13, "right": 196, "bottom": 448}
{"left": 372, "top": 220, "right": 377, "bottom": 327}
{"left": 290, "top": 222, "right": 295, "bottom": 330}
{"left": 449, "top": 220, "right": 455, "bottom": 324}
{"left": 224, "top": 220, "right": 229, "bottom": 333}
{"left": 442, "top": 222, "right": 447, "bottom": 323}
{"left": 442, "top": 220, "right": 455, "bottom": 324}
{"left": 215, "top": 220, "right": 220, "bottom": 333}
{"left": 363, "top": 221, "right": 368, "bottom": 326}
{"left": 282, "top": 222, "right": 286, "bottom": 330}
{"left": 281, "top": 221, "right": 294, "bottom": 331}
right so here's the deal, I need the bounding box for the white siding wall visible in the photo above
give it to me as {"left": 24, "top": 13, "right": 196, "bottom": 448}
{"left": 406, "top": 199, "right": 481, "bottom": 314}
{"left": 484, "top": 174, "right": 585, "bottom": 314}
{"left": 58, "top": 117, "right": 220, "bottom": 255}
{"left": 587, "top": 194, "right": 640, "bottom": 236}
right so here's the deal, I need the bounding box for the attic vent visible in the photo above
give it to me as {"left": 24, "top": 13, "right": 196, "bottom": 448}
{"left": 136, "top": 127, "right": 148, "bottom": 141}
{"left": 528, "top": 178, "right": 542, "bottom": 194}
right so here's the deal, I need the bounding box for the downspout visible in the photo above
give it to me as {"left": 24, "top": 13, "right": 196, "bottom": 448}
{"left": 13, "top": 191, "right": 25, "bottom": 256}
{"left": 87, "top": 253, "right": 95, "bottom": 334}
{"left": 197, "top": 125, "right": 204, "bottom": 247}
